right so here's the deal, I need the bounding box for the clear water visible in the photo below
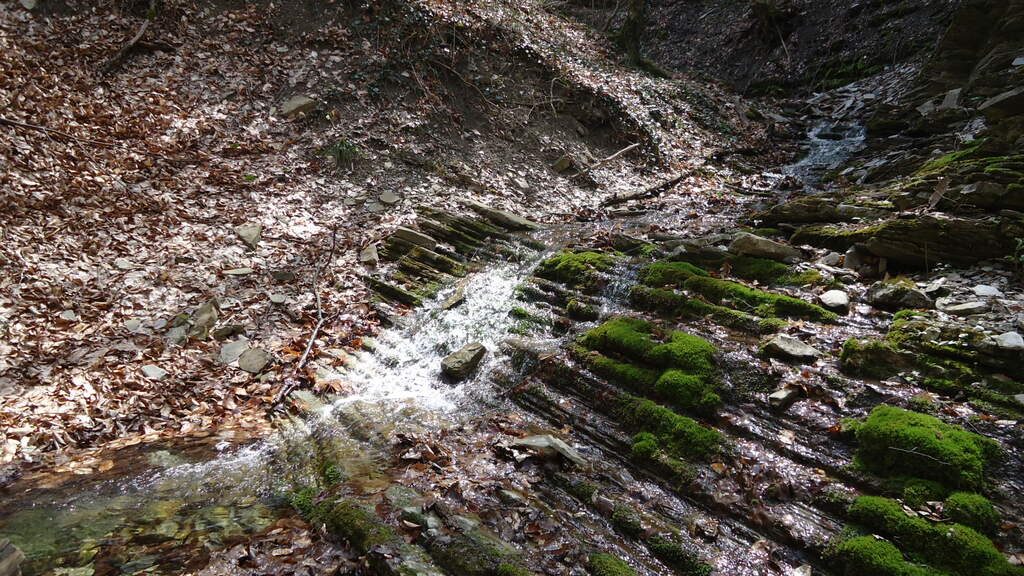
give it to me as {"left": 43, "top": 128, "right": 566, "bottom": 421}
{"left": 0, "top": 244, "right": 550, "bottom": 576}
{"left": 784, "top": 121, "right": 866, "bottom": 191}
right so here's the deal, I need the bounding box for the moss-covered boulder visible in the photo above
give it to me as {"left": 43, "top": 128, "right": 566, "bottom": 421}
{"left": 535, "top": 251, "right": 615, "bottom": 292}
{"left": 683, "top": 276, "right": 837, "bottom": 322}
{"left": 852, "top": 406, "right": 1000, "bottom": 490}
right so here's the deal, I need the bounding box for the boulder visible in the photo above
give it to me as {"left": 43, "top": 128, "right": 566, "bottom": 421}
{"left": 866, "top": 281, "right": 933, "bottom": 310}
{"left": 463, "top": 199, "right": 539, "bottom": 231}
{"left": 359, "top": 244, "right": 379, "bottom": 267}
{"left": 441, "top": 342, "right": 487, "bottom": 380}
{"left": 511, "top": 434, "right": 588, "bottom": 468}
{"left": 768, "top": 387, "right": 803, "bottom": 409}
{"left": 760, "top": 334, "right": 824, "bottom": 362}
{"left": 819, "top": 290, "right": 850, "bottom": 314}
{"left": 238, "top": 348, "right": 271, "bottom": 374}
{"left": 993, "top": 331, "right": 1024, "bottom": 350}
{"left": 281, "top": 95, "right": 316, "bottom": 118}
{"left": 728, "top": 232, "right": 801, "bottom": 263}
{"left": 233, "top": 223, "right": 262, "bottom": 251}
{"left": 979, "top": 86, "right": 1024, "bottom": 121}
{"left": 863, "top": 215, "right": 1024, "bottom": 268}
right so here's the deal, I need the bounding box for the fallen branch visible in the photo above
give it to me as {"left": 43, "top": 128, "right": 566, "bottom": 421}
{"left": 101, "top": 19, "right": 151, "bottom": 75}
{"left": 0, "top": 115, "right": 121, "bottom": 148}
{"left": 577, "top": 142, "right": 640, "bottom": 176}
{"left": 886, "top": 446, "right": 951, "bottom": 466}
{"left": 600, "top": 173, "right": 685, "bottom": 207}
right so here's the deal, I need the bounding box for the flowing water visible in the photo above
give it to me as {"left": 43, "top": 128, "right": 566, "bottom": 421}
{"left": 783, "top": 121, "right": 865, "bottom": 191}
{"left": 0, "top": 243, "right": 553, "bottom": 576}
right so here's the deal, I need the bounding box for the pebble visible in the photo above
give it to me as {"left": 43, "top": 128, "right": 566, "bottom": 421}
{"left": 939, "top": 300, "right": 990, "bottom": 316}
{"left": 819, "top": 289, "right": 850, "bottom": 313}
{"left": 238, "top": 348, "right": 271, "bottom": 373}
{"left": 141, "top": 365, "right": 168, "bottom": 381}
{"left": 993, "top": 332, "right": 1024, "bottom": 350}
{"left": 380, "top": 191, "right": 400, "bottom": 205}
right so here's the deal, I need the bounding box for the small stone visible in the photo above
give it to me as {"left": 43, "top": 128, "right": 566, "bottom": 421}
{"left": 212, "top": 324, "right": 245, "bottom": 340}
{"left": 938, "top": 300, "right": 990, "bottom": 316}
{"left": 866, "top": 281, "right": 933, "bottom": 310}
{"left": 728, "top": 232, "right": 801, "bottom": 263}
{"left": 272, "top": 270, "right": 297, "bottom": 283}
{"left": 443, "top": 285, "right": 466, "bottom": 310}
{"left": 188, "top": 300, "right": 219, "bottom": 340}
{"left": 269, "top": 293, "right": 287, "bottom": 305}
{"left": 124, "top": 319, "right": 143, "bottom": 332}
{"left": 114, "top": 257, "right": 134, "bottom": 270}
{"left": 366, "top": 202, "right": 384, "bottom": 213}
{"left": 223, "top": 267, "right": 255, "bottom": 276}
{"left": 923, "top": 277, "right": 950, "bottom": 297}
{"left": 58, "top": 310, "right": 78, "bottom": 321}
{"left": 441, "top": 342, "right": 487, "bottom": 381}
{"left": 818, "top": 290, "right": 850, "bottom": 314}
{"left": 165, "top": 325, "right": 188, "bottom": 346}
{"left": 141, "top": 365, "right": 168, "bottom": 381}
{"left": 379, "top": 190, "right": 400, "bottom": 205}
{"left": 238, "top": 348, "right": 271, "bottom": 374}
{"left": 817, "top": 252, "right": 841, "bottom": 266}
{"left": 993, "top": 332, "right": 1024, "bottom": 350}
{"left": 218, "top": 338, "right": 249, "bottom": 364}
{"left": 463, "top": 199, "right": 539, "bottom": 231}
{"left": 761, "top": 334, "right": 824, "bottom": 362}
{"left": 552, "top": 155, "right": 573, "bottom": 173}
{"left": 768, "top": 387, "right": 802, "bottom": 410}
{"left": 511, "top": 434, "right": 588, "bottom": 468}
{"left": 281, "top": 95, "right": 316, "bottom": 117}
{"left": 359, "top": 244, "right": 379, "bottom": 267}
{"left": 233, "top": 223, "right": 262, "bottom": 251}
{"left": 972, "top": 285, "right": 1004, "bottom": 298}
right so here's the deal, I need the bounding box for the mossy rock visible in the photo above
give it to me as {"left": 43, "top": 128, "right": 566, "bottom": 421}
{"left": 646, "top": 534, "right": 712, "bottom": 576}
{"left": 827, "top": 534, "right": 945, "bottom": 576}
{"left": 638, "top": 261, "right": 708, "bottom": 287}
{"left": 944, "top": 492, "right": 1000, "bottom": 536}
{"left": 535, "top": 251, "right": 615, "bottom": 292}
{"left": 853, "top": 406, "right": 1000, "bottom": 490}
{"left": 617, "top": 395, "right": 721, "bottom": 461}
{"left": 683, "top": 276, "right": 837, "bottom": 322}
{"left": 588, "top": 553, "right": 637, "bottom": 576}
{"left": 790, "top": 223, "right": 884, "bottom": 251}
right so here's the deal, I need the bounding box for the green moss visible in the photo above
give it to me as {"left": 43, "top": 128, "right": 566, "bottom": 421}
{"left": 588, "top": 553, "right": 637, "bottom": 576}
{"left": 566, "top": 298, "right": 599, "bottom": 321}
{"left": 683, "top": 276, "right": 837, "bottom": 322}
{"left": 289, "top": 486, "right": 318, "bottom": 516}
{"left": 945, "top": 492, "right": 999, "bottom": 536}
{"left": 919, "top": 142, "right": 983, "bottom": 175}
{"left": 310, "top": 500, "right": 400, "bottom": 551}
{"left": 610, "top": 505, "right": 644, "bottom": 538}
{"left": 779, "top": 269, "right": 824, "bottom": 286}
{"left": 617, "top": 395, "right": 721, "bottom": 461}
{"left": 580, "top": 350, "right": 660, "bottom": 392}
{"left": 840, "top": 339, "right": 912, "bottom": 380}
{"left": 654, "top": 370, "right": 720, "bottom": 414}
{"left": 848, "top": 496, "right": 1017, "bottom": 576}
{"left": 790, "top": 223, "right": 884, "bottom": 251}
{"left": 854, "top": 406, "right": 1000, "bottom": 491}
{"left": 727, "top": 255, "right": 789, "bottom": 284}
{"left": 578, "top": 317, "right": 657, "bottom": 360}
{"left": 496, "top": 564, "right": 533, "bottom": 576}
{"left": 751, "top": 228, "right": 783, "bottom": 238}
{"left": 647, "top": 332, "right": 716, "bottom": 377}
{"left": 566, "top": 480, "right": 598, "bottom": 502}
{"left": 638, "top": 261, "right": 708, "bottom": 287}
{"left": 758, "top": 317, "right": 788, "bottom": 333}
{"left": 646, "top": 535, "right": 711, "bottom": 576}
{"left": 631, "top": 431, "right": 659, "bottom": 460}
{"left": 536, "top": 251, "right": 614, "bottom": 290}
{"left": 828, "top": 535, "right": 943, "bottom": 576}
{"left": 901, "top": 478, "right": 948, "bottom": 508}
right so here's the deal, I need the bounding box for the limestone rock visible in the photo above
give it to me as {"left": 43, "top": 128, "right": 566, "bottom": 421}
{"left": 511, "top": 434, "right": 588, "bottom": 468}
{"left": 768, "top": 387, "right": 803, "bottom": 409}
{"left": 442, "top": 285, "right": 466, "bottom": 310}
{"left": 213, "top": 324, "right": 245, "bottom": 340}
{"left": 141, "top": 365, "right": 168, "bottom": 381}
{"left": 761, "top": 334, "right": 824, "bottom": 362}
{"left": 973, "top": 285, "right": 1004, "bottom": 298}
{"left": 728, "top": 232, "right": 801, "bottom": 263}
{"left": 219, "top": 338, "right": 249, "bottom": 364}
{"left": 233, "top": 223, "right": 262, "bottom": 250}
{"left": 979, "top": 86, "right": 1024, "bottom": 120}
{"left": 165, "top": 325, "right": 188, "bottom": 346}
{"left": 359, "top": 244, "right": 379, "bottom": 267}
{"left": 441, "top": 342, "right": 486, "bottom": 381}
{"left": 393, "top": 227, "right": 437, "bottom": 250}
{"left": 380, "top": 191, "right": 400, "bottom": 205}
{"left": 862, "top": 214, "right": 1024, "bottom": 268}
{"left": 223, "top": 267, "right": 255, "bottom": 276}
{"left": 463, "top": 199, "right": 539, "bottom": 231}
{"left": 188, "top": 299, "right": 219, "bottom": 340}
{"left": 937, "top": 299, "right": 990, "bottom": 316}
{"left": 819, "top": 289, "right": 850, "bottom": 314}
{"left": 993, "top": 331, "right": 1024, "bottom": 350}
{"left": 281, "top": 95, "right": 316, "bottom": 118}
{"left": 238, "top": 348, "right": 271, "bottom": 374}
{"left": 866, "top": 281, "right": 933, "bottom": 310}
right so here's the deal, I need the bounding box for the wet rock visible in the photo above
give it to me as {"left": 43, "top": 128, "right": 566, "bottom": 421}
{"left": 442, "top": 285, "right": 466, "bottom": 310}
{"left": 441, "top": 342, "right": 486, "bottom": 381}
{"left": 973, "top": 285, "right": 1004, "bottom": 298}
{"left": 187, "top": 299, "right": 219, "bottom": 340}
{"left": 359, "top": 244, "right": 379, "bottom": 267}
{"left": 993, "top": 331, "right": 1024, "bottom": 350}
{"left": 0, "top": 539, "right": 25, "bottom": 576}
{"left": 862, "top": 214, "right": 1024, "bottom": 268}
{"left": 463, "top": 199, "right": 539, "bottom": 231}
{"left": 219, "top": 338, "right": 249, "bottom": 364}
{"left": 511, "top": 434, "right": 588, "bottom": 468}
{"left": 233, "top": 223, "right": 262, "bottom": 251}
{"left": 238, "top": 348, "right": 271, "bottom": 373}
{"left": 141, "top": 365, "right": 168, "bottom": 381}
{"left": 281, "top": 94, "right": 316, "bottom": 117}
{"left": 728, "top": 232, "right": 801, "bottom": 263}
{"left": 866, "top": 281, "right": 933, "bottom": 310}
{"left": 761, "top": 335, "right": 824, "bottom": 362}
{"left": 393, "top": 227, "right": 437, "bottom": 250}
{"left": 936, "top": 299, "right": 990, "bottom": 316}
{"left": 819, "top": 289, "right": 850, "bottom": 314}
{"left": 768, "top": 387, "right": 802, "bottom": 409}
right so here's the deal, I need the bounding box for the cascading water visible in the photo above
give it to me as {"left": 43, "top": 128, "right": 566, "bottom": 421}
{"left": 0, "top": 244, "right": 553, "bottom": 576}
{"left": 784, "top": 121, "right": 866, "bottom": 191}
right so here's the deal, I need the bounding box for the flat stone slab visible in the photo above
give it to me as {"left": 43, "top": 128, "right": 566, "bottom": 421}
{"left": 238, "top": 348, "right": 271, "bottom": 374}
{"left": 761, "top": 334, "right": 824, "bottom": 362}
{"left": 728, "top": 232, "right": 801, "bottom": 263}
{"left": 219, "top": 338, "right": 249, "bottom": 364}
{"left": 141, "top": 365, "right": 168, "bottom": 381}
{"left": 511, "top": 434, "right": 588, "bottom": 468}
{"left": 393, "top": 227, "right": 437, "bottom": 250}
{"left": 463, "top": 199, "right": 539, "bottom": 231}
{"left": 441, "top": 342, "right": 486, "bottom": 381}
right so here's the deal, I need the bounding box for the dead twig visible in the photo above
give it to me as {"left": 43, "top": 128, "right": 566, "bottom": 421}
{"left": 101, "top": 19, "right": 151, "bottom": 75}
{"left": 886, "top": 446, "right": 951, "bottom": 466}
{"left": 600, "top": 173, "right": 685, "bottom": 207}
{"left": 577, "top": 142, "right": 639, "bottom": 176}
{"left": 296, "top": 227, "right": 339, "bottom": 372}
